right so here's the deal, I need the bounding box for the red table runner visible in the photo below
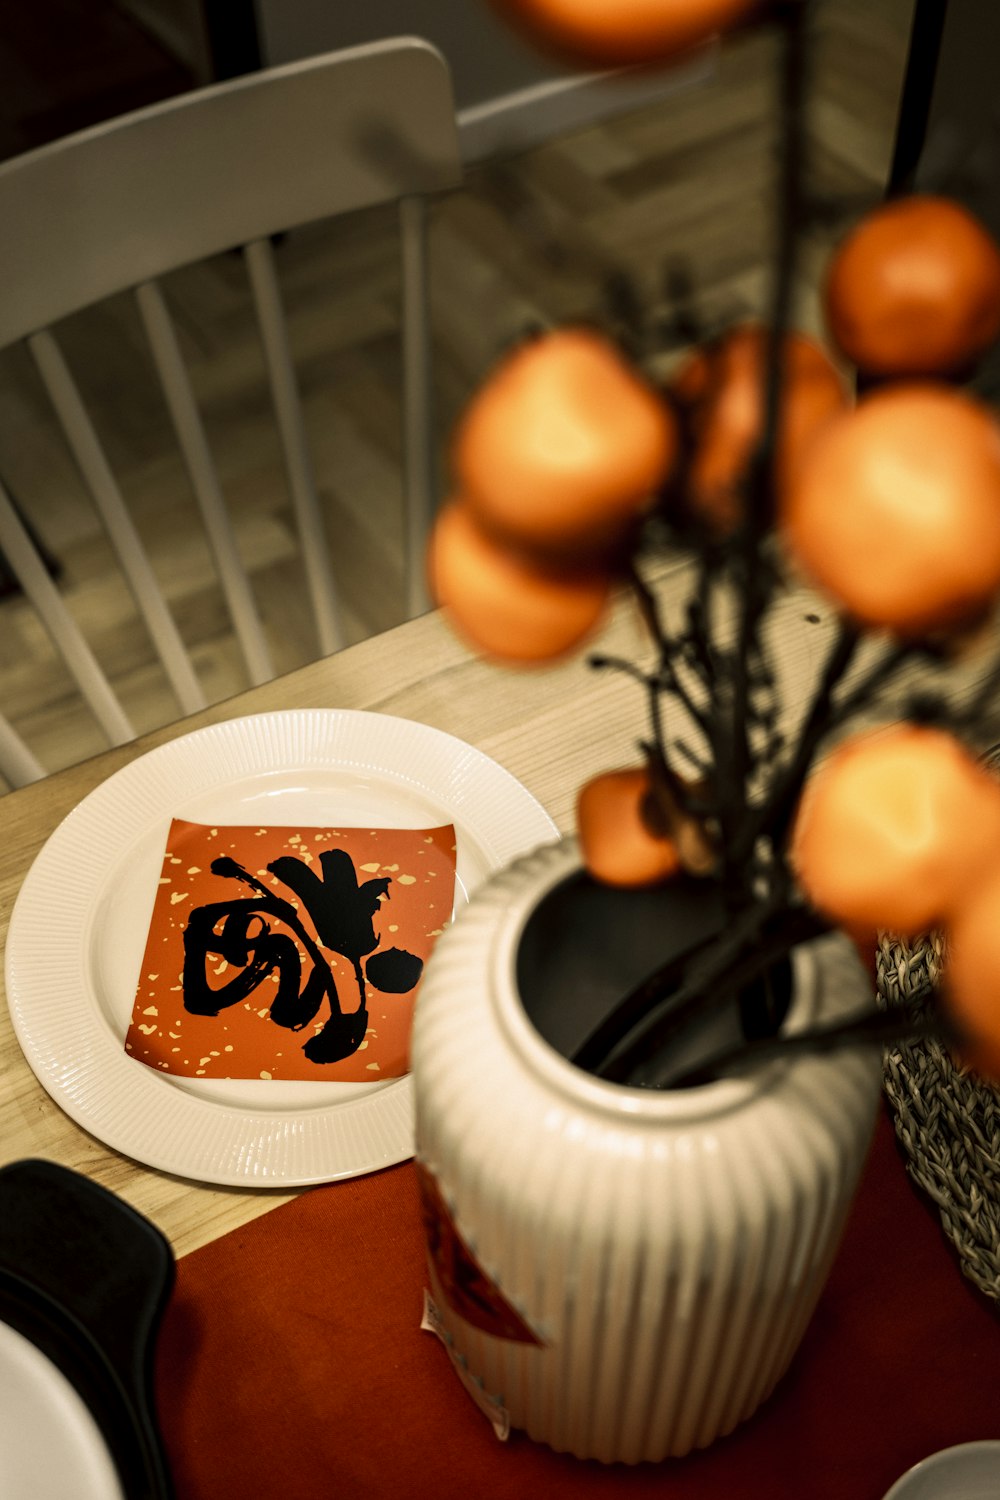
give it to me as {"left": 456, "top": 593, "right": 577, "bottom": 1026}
{"left": 155, "top": 1104, "right": 1000, "bottom": 1500}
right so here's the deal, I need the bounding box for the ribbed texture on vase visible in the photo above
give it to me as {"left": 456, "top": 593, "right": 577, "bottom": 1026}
{"left": 412, "top": 840, "right": 880, "bottom": 1463}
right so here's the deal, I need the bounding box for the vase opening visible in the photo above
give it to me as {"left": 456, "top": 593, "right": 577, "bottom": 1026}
{"left": 514, "top": 867, "right": 792, "bottom": 1087}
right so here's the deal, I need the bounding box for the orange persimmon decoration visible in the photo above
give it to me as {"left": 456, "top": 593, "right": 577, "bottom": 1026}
{"left": 781, "top": 383, "right": 1000, "bottom": 634}
{"left": 941, "top": 869, "right": 1000, "bottom": 1080}
{"left": 792, "top": 724, "right": 1000, "bottom": 937}
{"left": 428, "top": 498, "right": 611, "bottom": 664}
{"left": 454, "top": 328, "right": 679, "bottom": 559}
{"left": 825, "top": 195, "right": 1000, "bottom": 378}
{"left": 486, "top": 0, "right": 764, "bottom": 68}
{"left": 669, "top": 324, "right": 849, "bottom": 536}
{"left": 577, "top": 768, "right": 682, "bottom": 888}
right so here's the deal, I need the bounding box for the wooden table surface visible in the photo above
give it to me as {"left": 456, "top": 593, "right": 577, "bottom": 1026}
{"left": 0, "top": 581, "right": 668, "bottom": 1256}
{"left": 2, "top": 562, "right": 995, "bottom": 1258}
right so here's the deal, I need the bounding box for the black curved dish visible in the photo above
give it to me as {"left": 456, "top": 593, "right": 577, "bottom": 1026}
{"left": 0, "top": 1159, "right": 175, "bottom": 1499}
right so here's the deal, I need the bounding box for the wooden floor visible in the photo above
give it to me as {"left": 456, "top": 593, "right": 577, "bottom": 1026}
{"left": 0, "top": 0, "right": 915, "bottom": 787}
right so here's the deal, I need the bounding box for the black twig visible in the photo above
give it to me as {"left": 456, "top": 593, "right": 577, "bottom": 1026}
{"left": 658, "top": 664, "right": 711, "bottom": 736}
{"left": 567, "top": 1, "right": 991, "bottom": 1090}
{"left": 740, "top": 617, "right": 862, "bottom": 861}
{"left": 718, "top": 0, "right": 812, "bottom": 895}
{"left": 658, "top": 260, "right": 705, "bottom": 348}
{"left": 569, "top": 914, "right": 733, "bottom": 1076}
{"left": 572, "top": 896, "right": 827, "bottom": 1083}
{"left": 627, "top": 559, "right": 670, "bottom": 652}
{"left": 588, "top": 652, "right": 650, "bottom": 687}
{"left": 639, "top": 737, "right": 720, "bottom": 828}
{"left": 589, "top": 650, "right": 710, "bottom": 745}
{"left": 672, "top": 737, "right": 711, "bottom": 778}
{"left": 943, "top": 643, "right": 1000, "bottom": 736}
{"left": 607, "top": 904, "right": 831, "bottom": 1086}
{"left": 828, "top": 639, "right": 915, "bottom": 728}
{"left": 666, "top": 997, "right": 951, "bottom": 1089}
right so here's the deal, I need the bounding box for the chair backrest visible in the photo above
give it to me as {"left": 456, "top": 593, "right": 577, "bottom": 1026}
{"left": 0, "top": 37, "right": 461, "bottom": 787}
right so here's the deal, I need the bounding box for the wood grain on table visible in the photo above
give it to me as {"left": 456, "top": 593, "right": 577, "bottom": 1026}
{"left": 0, "top": 591, "right": 655, "bottom": 1255}
{"left": 3, "top": 559, "right": 996, "bottom": 1257}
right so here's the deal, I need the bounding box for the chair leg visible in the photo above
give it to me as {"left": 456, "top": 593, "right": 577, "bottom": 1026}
{"left": 400, "top": 195, "right": 435, "bottom": 619}
{"left": 0, "top": 475, "right": 62, "bottom": 600}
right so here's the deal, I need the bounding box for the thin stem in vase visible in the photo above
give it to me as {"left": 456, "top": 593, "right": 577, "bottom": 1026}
{"left": 666, "top": 995, "right": 950, "bottom": 1089}
{"left": 571, "top": 893, "right": 829, "bottom": 1084}
{"left": 722, "top": 0, "right": 812, "bottom": 897}
{"left": 737, "top": 616, "right": 862, "bottom": 862}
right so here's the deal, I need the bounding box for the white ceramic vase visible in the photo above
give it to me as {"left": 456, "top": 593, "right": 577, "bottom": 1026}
{"left": 411, "top": 838, "right": 881, "bottom": 1464}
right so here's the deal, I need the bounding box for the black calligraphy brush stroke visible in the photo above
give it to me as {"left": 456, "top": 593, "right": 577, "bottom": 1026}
{"left": 304, "top": 1005, "right": 370, "bottom": 1064}
{"left": 270, "top": 849, "right": 390, "bottom": 959}
{"left": 176, "top": 850, "right": 423, "bottom": 1067}
{"left": 182, "top": 898, "right": 339, "bottom": 1031}
{"left": 268, "top": 955, "right": 337, "bottom": 1032}
{"left": 366, "top": 946, "right": 423, "bottom": 994}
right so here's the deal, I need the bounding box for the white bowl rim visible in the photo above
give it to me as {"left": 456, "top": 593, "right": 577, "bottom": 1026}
{"left": 883, "top": 1440, "right": 1000, "bottom": 1499}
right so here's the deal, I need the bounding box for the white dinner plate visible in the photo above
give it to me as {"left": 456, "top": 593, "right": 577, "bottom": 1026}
{"left": 883, "top": 1442, "right": 1000, "bottom": 1499}
{"left": 6, "top": 709, "right": 557, "bottom": 1186}
{"left": 0, "top": 1321, "right": 125, "bottom": 1500}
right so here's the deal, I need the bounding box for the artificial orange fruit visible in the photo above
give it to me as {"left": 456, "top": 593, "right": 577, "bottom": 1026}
{"left": 781, "top": 383, "right": 1000, "bottom": 634}
{"left": 486, "top": 0, "right": 764, "bottom": 68}
{"left": 941, "top": 869, "right": 1000, "bottom": 1081}
{"left": 792, "top": 724, "right": 1000, "bottom": 936}
{"left": 428, "top": 498, "right": 611, "bottom": 664}
{"left": 454, "top": 328, "right": 678, "bottom": 559}
{"left": 669, "top": 324, "right": 849, "bottom": 535}
{"left": 577, "top": 767, "right": 682, "bottom": 888}
{"left": 825, "top": 194, "right": 1000, "bottom": 377}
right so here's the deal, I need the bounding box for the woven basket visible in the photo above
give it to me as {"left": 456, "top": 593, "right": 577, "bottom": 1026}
{"left": 876, "top": 930, "right": 1000, "bottom": 1304}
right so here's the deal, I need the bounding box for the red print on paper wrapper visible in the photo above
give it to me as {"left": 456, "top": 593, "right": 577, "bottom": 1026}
{"left": 416, "top": 1162, "right": 543, "bottom": 1346}
{"left": 125, "top": 819, "right": 456, "bottom": 1081}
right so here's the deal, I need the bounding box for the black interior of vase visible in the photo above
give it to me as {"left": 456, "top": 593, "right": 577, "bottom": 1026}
{"left": 515, "top": 869, "right": 792, "bottom": 1085}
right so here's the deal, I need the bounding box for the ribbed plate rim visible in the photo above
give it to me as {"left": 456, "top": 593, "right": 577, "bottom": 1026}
{"left": 5, "top": 708, "right": 557, "bottom": 1187}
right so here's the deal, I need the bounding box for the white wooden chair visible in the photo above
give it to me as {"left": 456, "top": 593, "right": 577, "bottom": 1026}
{"left": 0, "top": 37, "right": 461, "bottom": 787}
